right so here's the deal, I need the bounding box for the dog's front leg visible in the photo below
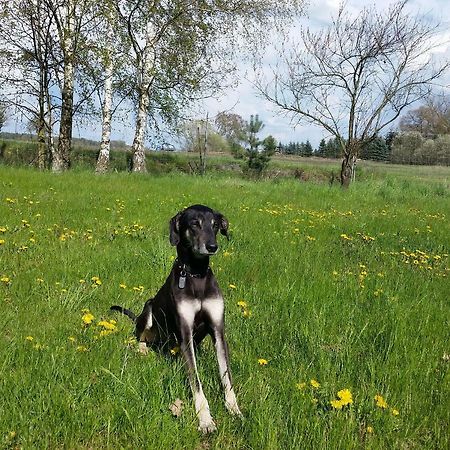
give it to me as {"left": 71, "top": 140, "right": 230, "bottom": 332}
{"left": 213, "top": 327, "right": 243, "bottom": 417}
{"left": 205, "top": 297, "right": 243, "bottom": 417}
{"left": 178, "top": 304, "right": 216, "bottom": 433}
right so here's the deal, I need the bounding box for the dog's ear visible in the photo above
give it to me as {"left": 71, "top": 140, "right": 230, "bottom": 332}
{"left": 169, "top": 212, "right": 181, "bottom": 246}
{"left": 215, "top": 212, "right": 229, "bottom": 240}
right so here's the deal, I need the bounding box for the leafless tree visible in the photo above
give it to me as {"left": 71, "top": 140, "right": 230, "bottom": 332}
{"left": 256, "top": 1, "right": 449, "bottom": 186}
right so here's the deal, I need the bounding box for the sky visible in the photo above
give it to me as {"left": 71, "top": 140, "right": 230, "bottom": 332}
{"left": 3, "top": 0, "right": 450, "bottom": 149}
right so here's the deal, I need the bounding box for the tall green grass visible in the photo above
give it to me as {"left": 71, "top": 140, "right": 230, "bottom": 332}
{"left": 0, "top": 167, "right": 449, "bottom": 449}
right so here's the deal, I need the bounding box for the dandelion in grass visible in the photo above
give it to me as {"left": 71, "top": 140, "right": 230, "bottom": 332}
{"left": 97, "top": 320, "right": 117, "bottom": 331}
{"left": 367, "top": 426, "right": 374, "bottom": 434}
{"left": 1, "top": 276, "right": 11, "bottom": 284}
{"left": 330, "top": 399, "right": 344, "bottom": 409}
{"left": 258, "top": 358, "right": 268, "bottom": 366}
{"left": 337, "top": 389, "right": 353, "bottom": 405}
{"left": 310, "top": 379, "right": 320, "bottom": 388}
{"left": 76, "top": 345, "right": 88, "bottom": 352}
{"left": 119, "top": 283, "right": 127, "bottom": 289}
{"left": 91, "top": 276, "right": 102, "bottom": 286}
{"left": 170, "top": 346, "right": 180, "bottom": 355}
{"left": 81, "top": 310, "right": 95, "bottom": 326}
{"left": 237, "top": 300, "right": 247, "bottom": 308}
{"left": 25, "top": 336, "right": 34, "bottom": 341}
{"left": 229, "top": 283, "right": 237, "bottom": 289}
{"left": 374, "top": 394, "right": 388, "bottom": 409}
{"left": 68, "top": 336, "right": 76, "bottom": 343}
{"left": 296, "top": 382, "right": 306, "bottom": 390}
{"left": 0, "top": 239, "right": 5, "bottom": 245}
{"left": 392, "top": 408, "right": 400, "bottom": 416}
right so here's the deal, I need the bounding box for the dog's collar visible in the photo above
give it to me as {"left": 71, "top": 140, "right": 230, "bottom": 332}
{"left": 175, "top": 259, "right": 210, "bottom": 289}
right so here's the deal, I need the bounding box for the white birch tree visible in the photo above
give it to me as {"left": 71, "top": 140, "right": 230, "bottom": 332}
{"left": 0, "top": 0, "right": 57, "bottom": 169}
{"left": 114, "top": 0, "right": 306, "bottom": 172}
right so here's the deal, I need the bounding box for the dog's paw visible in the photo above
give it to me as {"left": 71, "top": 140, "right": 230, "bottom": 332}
{"left": 198, "top": 416, "right": 217, "bottom": 434}
{"left": 225, "top": 401, "right": 243, "bottom": 418}
{"left": 138, "top": 342, "right": 149, "bottom": 355}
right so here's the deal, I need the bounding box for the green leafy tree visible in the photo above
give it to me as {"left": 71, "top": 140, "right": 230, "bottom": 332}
{"left": 360, "top": 136, "right": 390, "bottom": 161}
{"left": 243, "top": 115, "right": 275, "bottom": 175}
{"left": 316, "top": 139, "right": 327, "bottom": 157}
{"left": 301, "top": 140, "right": 313, "bottom": 157}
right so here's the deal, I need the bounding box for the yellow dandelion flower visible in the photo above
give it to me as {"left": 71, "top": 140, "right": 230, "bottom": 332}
{"left": 367, "top": 426, "right": 374, "bottom": 434}
{"left": 0, "top": 239, "right": 5, "bottom": 245}
{"left": 330, "top": 399, "right": 344, "bottom": 409}
{"left": 258, "top": 358, "right": 268, "bottom": 366}
{"left": 76, "top": 345, "right": 88, "bottom": 352}
{"left": 119, "top": 283, "right": 127, "bottom": 289}
{"left": 97, "top": 320, "right": 116, "bottom": 331}
{"left": 296, "top": 382, "right": 307, "bottom": 390}
{"left": 242, "top": 309, "right": 252, "bottom": 318}
{"left": 79, "top": 279, "right": 86, "bottom": 284}
{"left": 25, "top": 336, "right": 34, "bottom": 341}
{"left": 1, "top": 276, "right": 11, "bottom": 284}
{"left": 392, "top": 408, "right": 400, "bottom": 416}
{"left": 337, "top": 389, "right": 353, "bottom": 405}
{"left": 68, "top": 336, "right": 76, "bottom": 343}
{"left": 310, "top": 379, "right": 320, "bottom": 388}
{"left": 229, "top": 283, "right": 237, "bottom": 289}
{"left": 374, "top": 394, "right": 388, "bottom": 409}
{"left": 237, "top": 300, "right": 247, "bottom": 308}
{"left": 82, "top": 311, "right": 95, "bottom": 325}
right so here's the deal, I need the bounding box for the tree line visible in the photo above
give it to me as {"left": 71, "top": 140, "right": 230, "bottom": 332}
{"left": 0, "top": 0, "right": 304, "bottom": 173}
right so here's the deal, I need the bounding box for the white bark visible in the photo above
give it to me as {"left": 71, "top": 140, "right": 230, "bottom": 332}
{"left": 53, "top": 1, "right": 75, "bottom": 172}
{"left": 96, "top": 60, "right": 113, "bottom": 173}
{"left": 131, "top": 21, "right": 156, "bottom": 173}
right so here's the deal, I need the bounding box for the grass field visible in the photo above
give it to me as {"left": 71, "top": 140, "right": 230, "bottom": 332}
{"left": 0, "top": 166, "right": 449, "bottom": 449}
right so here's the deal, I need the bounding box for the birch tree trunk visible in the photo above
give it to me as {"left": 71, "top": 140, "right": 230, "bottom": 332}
{"left": 52, "top": 2, "right": 75, "bottom": 172}
{"left": 131, "top": 22, "right": 155, "bottom": 173}
{"left": 96, "top": 58, "right": 113, "bottom": 173}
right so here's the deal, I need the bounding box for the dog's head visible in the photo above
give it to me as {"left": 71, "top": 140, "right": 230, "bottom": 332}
{"left": 169, "top": 205, "right": 229, "bottom": 256}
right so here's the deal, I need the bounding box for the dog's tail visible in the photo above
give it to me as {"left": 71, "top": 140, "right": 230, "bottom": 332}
{"left": 110, "top": 305, "right": 137, "bottom": 322}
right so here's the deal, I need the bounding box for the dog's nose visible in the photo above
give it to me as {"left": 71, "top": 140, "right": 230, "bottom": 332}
{"left": 206, "top": 243, "right": 218, "bottom": 253}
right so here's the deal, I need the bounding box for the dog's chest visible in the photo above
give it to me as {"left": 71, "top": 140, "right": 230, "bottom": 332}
{"left": 177, "top": 296, "right": 224, "bottom": 325}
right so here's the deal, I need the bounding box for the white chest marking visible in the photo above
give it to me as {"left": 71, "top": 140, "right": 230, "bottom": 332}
{"left": 177, "top": 299, "right": 201, "bottom": 325}
{"left": 202, "top": 297, "right": 224, "bottom": 324}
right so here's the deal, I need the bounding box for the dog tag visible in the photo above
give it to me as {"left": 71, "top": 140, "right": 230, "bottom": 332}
{"left": 178, "top": 273, "right": 186, "bottom": 289}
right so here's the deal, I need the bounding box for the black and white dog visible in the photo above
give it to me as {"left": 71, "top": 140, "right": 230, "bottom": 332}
{"left": 111, "top": 204, "right": 242, "bottom": 433}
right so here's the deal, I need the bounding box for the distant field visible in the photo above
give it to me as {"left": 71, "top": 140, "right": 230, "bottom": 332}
{"left": 1, "top": 137, "right": 450, "bottom": 185}
{"left": 0, "top": 166, "right": 449, "bottom": 449}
